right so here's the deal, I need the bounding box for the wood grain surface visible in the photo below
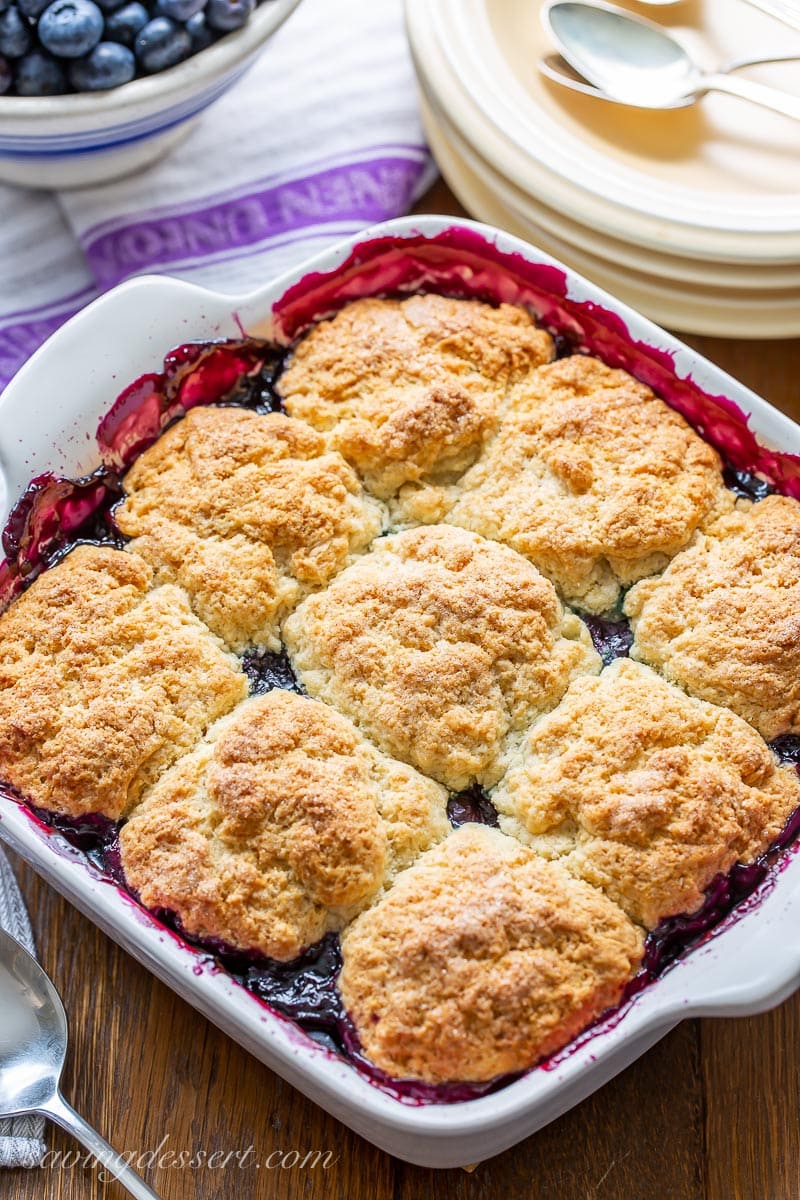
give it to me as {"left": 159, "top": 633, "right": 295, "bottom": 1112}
{"left": 4, "top": 180, "right": 800, "bottom": 1200}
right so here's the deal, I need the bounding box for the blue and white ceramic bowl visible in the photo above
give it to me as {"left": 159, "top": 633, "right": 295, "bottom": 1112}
{"left": 0, "top": 0, "right": 302, "bottom": 189}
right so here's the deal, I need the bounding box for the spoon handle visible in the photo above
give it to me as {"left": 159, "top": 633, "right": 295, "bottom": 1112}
{"left": 40, "top": 1091, "right": 161, "bottom": 1200}
{"left": 705, "top": 72, "right": 800, "bottom": 121}
{"left": 725, "top": 50, "right": 800, "bottom": 70}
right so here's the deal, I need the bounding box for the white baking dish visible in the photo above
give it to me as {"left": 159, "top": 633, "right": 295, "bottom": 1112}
{"left": 1, "top": 216, "right": 800, "bottom": 1169}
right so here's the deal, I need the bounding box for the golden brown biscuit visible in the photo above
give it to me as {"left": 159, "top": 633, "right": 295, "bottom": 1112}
{"left": 277, "top": 294, "right": 554, "bottom": 518}
{"left": 119, "top": 691, "right": 449, "bottom": 960}
{"left": 0, "top": 545, "right": 246, "bottom": 821}
{"left": 493, "top": 659, "right": 800, "bottom": 928}
{"left": 447, "top": 356, "right": 731, "bottom": 613}
{"left": 626, "top": 495, "right": 800, "bottom": 740}
{"left": 115, "top": 406, "right": 383, "bottom": 653}
{"left": 284, "top": 525, "right": 600, "bottom": 791}
{"left": 338, "top": 824, "right": 643, "bottom": 1084}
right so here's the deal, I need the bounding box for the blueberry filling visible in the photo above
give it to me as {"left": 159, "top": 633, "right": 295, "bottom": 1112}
{"left": 27, "top": 804, "right": 118, "bottom": 852}
{"left": 96, "top": 337, "right": 282, "bottom": 471}
{"left": 552, "top": 330, "right": 580, "bottom": 359}
{"left": 241, "top": 647, "right": 303, "bottom": 696}
{"left": 583, "top": 614, "right": 633, "bottom": 666}
{"left": 214, "top": 349, "right": 287, "bottom": 415}
{"left": 235, "top": 934, "right": 344, "bottom": 1034}
{"left": 770, "top": 734, "right": 800, "bottom": 768}
{"left": 723, "top": 465, "right": 777, "bottom": 502}
{"left": 0, "top": 467, "right": 124, "bottom": 611}
{"left": 447, "top": 785, "right": 499, "bottom": 829}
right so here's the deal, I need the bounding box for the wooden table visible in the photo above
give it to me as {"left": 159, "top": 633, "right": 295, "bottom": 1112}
{"left": 5, "top": 180, "right": 800, "bottom": 1200}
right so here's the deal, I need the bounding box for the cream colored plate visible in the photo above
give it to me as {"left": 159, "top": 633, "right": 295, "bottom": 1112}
{"left": 439, "top": 0, "right": 800, "bottom": 239}
{"left": 427, "top": 85, "right": 800, "bottom": 291}
{"left": 421, "top": 96, "right": 800, "bottom": 337}
{"left": 407, "top": 0, "right": 800, "bottom": 261}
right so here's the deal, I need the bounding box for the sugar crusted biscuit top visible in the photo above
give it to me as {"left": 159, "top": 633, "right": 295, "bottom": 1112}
{"left": 115, "top": 407, "right": 383, "bottom": 653}
{"left": 338, "top": 824, "right": 643, "bottom": 1084}
{"left": 283, "top": 525, "right": 600, "bottom": 791}
{"left": 119, "top": 690, "right": 449, "bottom": 961}
{"left": 447, "top": 355, "right": 730, "bottom": 613}
{"left": 277, "top": 295, "right": 554, "bottom": 516}
{"left": 492, "top": 659, "right": 800, "bottom": 928}
{"left": 626, "top": 495, "right": 800, "bottom": 740}
{"left": 0, "top": 545, "right": 246, "bottom": 821}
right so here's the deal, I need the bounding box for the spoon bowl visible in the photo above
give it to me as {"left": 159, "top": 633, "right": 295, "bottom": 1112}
{"left": 543, "top": 0, "right": 700, "bottom": 105}
{"left": 0, "top": 928, "right": 160, "bottom": 1199}
{"left": 542, "top": 0, "right": 800, "bottom": 120}
{"left": 0, "top": 932, "right": 66, "bottom": 1116}
{"left": 538, "top": 51, "right": 693, "bottom": 105}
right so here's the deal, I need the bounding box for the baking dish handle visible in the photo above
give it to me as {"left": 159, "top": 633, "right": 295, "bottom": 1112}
{"left": 0, "top": 274, "right": 245, "bottom": 504}
{"left": 677, "top": 907, "right": 800, "bottom": 1019}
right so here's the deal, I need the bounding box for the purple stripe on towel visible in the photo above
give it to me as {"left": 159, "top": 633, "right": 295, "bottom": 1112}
{"left": 0, "top": 290, "right": 96, "bottom": 392}
{"left": 85, "top": 155, "right": 427, "bottom": 288}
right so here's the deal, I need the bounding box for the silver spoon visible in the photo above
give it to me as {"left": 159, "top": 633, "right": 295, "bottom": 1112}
{"left": 542, "top": 0, "right": 800, "bottom": 120}
{"left": 0, "top": 928, "right": 160, "bottom": 1200}
{"left": 540, "top": 48, "right": 800, "bottom": 106}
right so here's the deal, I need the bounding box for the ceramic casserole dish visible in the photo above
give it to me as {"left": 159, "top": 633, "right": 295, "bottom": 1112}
{"left": 1, "top": 215, "right": 800, "bottom": 1169}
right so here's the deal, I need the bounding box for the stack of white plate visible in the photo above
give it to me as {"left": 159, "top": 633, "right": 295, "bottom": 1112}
{"left": 406, "top": 0, "right": 800, "bottom": 336}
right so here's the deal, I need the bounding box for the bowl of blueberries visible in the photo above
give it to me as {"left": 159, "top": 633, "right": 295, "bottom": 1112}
{"left": 0, "top": 0, "right": 301, "bottom": 187}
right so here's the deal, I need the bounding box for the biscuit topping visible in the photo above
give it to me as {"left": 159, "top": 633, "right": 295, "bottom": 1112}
{"left": 115, "top": 406, "right": 383, "bottom": 653}
{"left": 447, "top": 355, "right": 731, "bottom": 612}
{"left": 120, "top": 691, "right": 449, "bottom": 960}
{"left": 626, "top": 495, "right": 800, "bottom": 739}
{"left": 339, "top": 825, "right": 643, "bottom": 1084}
{"left": 0, "top": 544, "right": 246, "bottom": 820}
{"left": 492, "top": 659, "right": 800, "bottom": 927}
{"left": 284, "top": 524, "right": 600, "bottom": 790}
{"left": 277, "top": 294, "right": 554, "bottom": 517}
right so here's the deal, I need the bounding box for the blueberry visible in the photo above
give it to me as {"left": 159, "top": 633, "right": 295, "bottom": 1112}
{"left": 0, "top": 53, "right": 11, "bottom": 91}
{"left": 155, "top": 0, "right": 204, "bottom": 21}
{"left": 38, "top": 0, "right": 104, "bottom": 57}
{"left": 205, "top": 0, "right": 253, "bottom": 33}
{"left": 0, "top": 0, "right": 9, "bottom": 13}
{"left": 103, "top": 0, "right": 146, "bottom": 45}
{"left": 134, "top": 15, "right": 190, "bottom": 71}
{"left": 68, "top": 38, "right": 133, "bottom": 87}
{"left": 14, "top": 46, "right": 67, "bottom": 91}
{"left": 17, "top": 0, "right": 50, "bottom": 18}
{"left": 0, "top": 7, "right": 32, "bottom": 58}
{"left": 185, "top": 8, "right": 210, "bottom": 49}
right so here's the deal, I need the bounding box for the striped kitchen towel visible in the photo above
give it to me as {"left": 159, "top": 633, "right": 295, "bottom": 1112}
{"left": 0, "top": 0, "right": 434, "bottom": 391}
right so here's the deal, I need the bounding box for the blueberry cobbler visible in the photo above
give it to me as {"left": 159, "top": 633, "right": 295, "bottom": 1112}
{"left": 2, "top": 290, "right": 800, "bottom": 1095}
